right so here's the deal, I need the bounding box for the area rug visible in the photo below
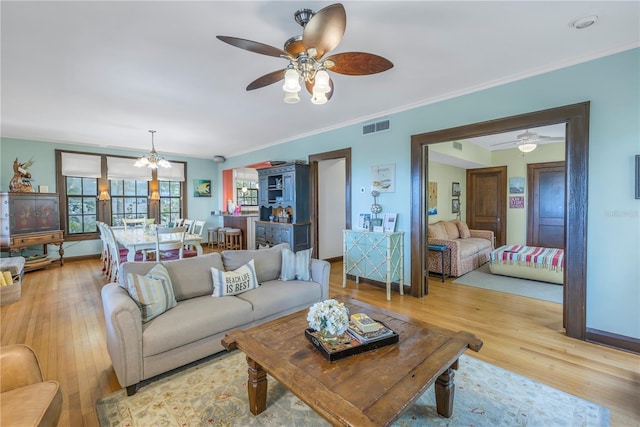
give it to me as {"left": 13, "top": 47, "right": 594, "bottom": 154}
{"left": 453, "top": 263, "right": 563, "bottom": 304}
{"left": 96, "top": 350, "right": 608, "bottom": 426}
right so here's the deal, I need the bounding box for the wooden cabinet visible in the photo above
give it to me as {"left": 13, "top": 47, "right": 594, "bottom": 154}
{"left": 343, "top": 230, "right": 404, "bottom": 301}
{"left": 255, "top": 164, "right": 310, "bottom": 250}
{"left": 1, "top": 192, "right": 64, "bottom": 272}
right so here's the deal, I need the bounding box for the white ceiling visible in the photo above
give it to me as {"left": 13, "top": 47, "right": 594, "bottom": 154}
{"left": 1, "top": 1, "right": 638, "bottom": 161}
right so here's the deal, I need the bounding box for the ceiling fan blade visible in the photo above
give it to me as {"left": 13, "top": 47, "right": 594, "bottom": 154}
{"left": 490, "top": 139, "right": 519, "bottom": 147}
{"left": 303, "top": 3, "right": 346, "bottom": 59}
{"left": 217, "top": 35, "right": 290, "bottom": 58}
{"left": 304, "top": 77, "right": 334, "bottom": 100}
{"left": 324, "top": 52, "right": 393, "bottom": 75}
{"left": 246, "top": 69, "right": 286, "bottom": 91}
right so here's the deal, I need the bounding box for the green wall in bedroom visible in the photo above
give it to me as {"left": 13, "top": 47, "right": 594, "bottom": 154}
{"left": 1, "top": 48, "right": 638, "bottom": 340}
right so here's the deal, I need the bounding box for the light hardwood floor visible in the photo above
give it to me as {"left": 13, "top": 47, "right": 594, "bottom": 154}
{"left": 1, "top": 256, "right": 638, "bottom": 426}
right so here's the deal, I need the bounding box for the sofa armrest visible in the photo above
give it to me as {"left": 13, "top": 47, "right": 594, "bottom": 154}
{"left": 470, "top": 229, "right": 495, "bottom": 248}
{"left": 0, "top": 344, "right": 44, "bottom": 392}
{"left": 310, "top": 259, "right": 331, "bottom": 300}
{"left": 101, "top": 283, "right": 144, "bottom": 389}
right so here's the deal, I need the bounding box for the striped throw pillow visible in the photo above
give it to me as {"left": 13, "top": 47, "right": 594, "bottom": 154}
{"left": 280, "top": 247, "right": 313, "bottom": 281}
{"left": 126, "top": 264, "right": 177, "bottom": 323}
{"left": 211, "top": 259, "right": 259, "bottom": 297}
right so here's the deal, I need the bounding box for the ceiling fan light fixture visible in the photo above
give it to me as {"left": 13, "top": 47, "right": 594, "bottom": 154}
{"left": 284, "top": 90, "right": 301, "bottom": 104}
{"left": 518, "top": 143, "right": 537, "bottom": 153}
{"left": 282, "top": 68, "right": 301, "bottom": 92}
{"left": 310, "top": 90, "right": 328, "bottom": 105}
{"left": 313, "top": 69, "right": 331, "bottom": 94}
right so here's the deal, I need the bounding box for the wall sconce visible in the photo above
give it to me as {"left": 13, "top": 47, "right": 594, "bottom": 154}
{"left": 149, "top": 191, "right": 160, "bottom": 201}
{"left": 98, "top": 191, "right": 110, "bottom": 221}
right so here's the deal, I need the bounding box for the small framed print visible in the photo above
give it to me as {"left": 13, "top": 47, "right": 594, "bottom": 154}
{"left": 509, "top": 196, "right": 525, "bottom": 209}
{"left": 452, "top": 182, "right": 460, "bottom": 197}
{"left": 509, "top": 177, "right": 525, "bottom": 194}
{"left": 452, "top": 198, "right": 460, "bottom": 213}
{"left": 370, "top": 218, "right": 383, "bottom": 232}
{"left": 383, "top": 213, "right": 397, "bottom": 233}
{"left": 357, "top": 213, "right": 371, "bottom": 231}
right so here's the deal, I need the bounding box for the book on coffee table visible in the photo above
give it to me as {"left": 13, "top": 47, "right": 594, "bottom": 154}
{"left": 347, "top": 321, "right": 395, "bottom": 344}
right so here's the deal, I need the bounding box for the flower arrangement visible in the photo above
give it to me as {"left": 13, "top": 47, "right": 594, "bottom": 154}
{"left": 307, "top": 299, "right": 350, "bottom": 338}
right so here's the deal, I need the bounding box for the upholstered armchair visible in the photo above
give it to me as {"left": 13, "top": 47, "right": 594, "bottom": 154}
{"left": 0, "top": 344, "right": 62, "bottom": 427}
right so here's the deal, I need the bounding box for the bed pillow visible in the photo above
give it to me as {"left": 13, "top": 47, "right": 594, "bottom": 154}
{"left": 280, "top": 247, "right": 313, "bottom": 281}
{"left": 211, "top": 259, "right": 259, "bottom": 297}
{"left": 126, "top": 264, "right": 177, "bottom": 323}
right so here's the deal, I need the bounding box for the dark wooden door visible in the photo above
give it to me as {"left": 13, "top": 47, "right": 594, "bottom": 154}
{"left": 466, "top": 167, "right": 507, "bottom": 247}
{"left": 527, "top": 161, "right": 566, "bottom": 249}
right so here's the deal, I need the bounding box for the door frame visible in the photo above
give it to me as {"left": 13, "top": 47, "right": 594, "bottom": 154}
{"left": 309, "top": 148, "right": 352, "bottom": 259}
{"left": 410, "top": 102, "right": 589, "bottom": 341}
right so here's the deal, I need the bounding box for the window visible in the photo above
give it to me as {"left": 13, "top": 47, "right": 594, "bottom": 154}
{"left": 65, "top": 176, "right": 98, "bottom": 234}
{"left": 110, "top": 179, "right": 149, "bottom": 225}
{"left": 158, "top": 180, "right": 182, "bottom": 225}
{"left": 236, "top": 180, "right": 258, "bottom": 207}
{"left": 56, "top": 149, "right": 187, "bottom": 241}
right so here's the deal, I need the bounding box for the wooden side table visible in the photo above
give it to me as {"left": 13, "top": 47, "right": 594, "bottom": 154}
{"left": 428, "top": 244, "right": 451, "bottom": 282}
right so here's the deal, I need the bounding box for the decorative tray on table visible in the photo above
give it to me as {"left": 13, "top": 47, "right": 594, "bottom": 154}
{"left": 304, "top": 319, "right": 399, "bottom": 362}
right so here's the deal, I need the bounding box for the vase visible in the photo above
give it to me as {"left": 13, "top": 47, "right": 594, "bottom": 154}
{"left": 319, "top": 328, "right": 337, "bottom": 341}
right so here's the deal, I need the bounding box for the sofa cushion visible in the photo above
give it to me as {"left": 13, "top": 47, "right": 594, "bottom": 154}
{"left": 457, "top": 237, "right": 493, "bottom": 258}
{"left": 162, "top": 253, "right": 224, "bottom": 300}
{"left": 141, "top": 296, "right": 254, "bottom": 357}
{"left": 211, "top": 260, "right": 259, "bottom": 297}
{"left": 235, "top": 280, "right": 322, "bottom": 321}
{"left": 126, "top": 264, "right": 177, "bottom": 323}
{"left": 280, "top": 247, "right": 313, "bottom": 281}
{"left": 222, "top": 243, "right": 289, "bottom": 282}
{"left": 428, "top": 222, "right": 447, "bottom": 240}
{"left": 455, "top": 220, "right": 471, "bottom": 239}
{"left": 443, "top": 221, "right": 460, "bottom": 239}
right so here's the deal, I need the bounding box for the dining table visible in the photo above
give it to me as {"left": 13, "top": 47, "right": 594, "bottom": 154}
{"left": 111, "top": 227, "right": 203, "bottom": 262}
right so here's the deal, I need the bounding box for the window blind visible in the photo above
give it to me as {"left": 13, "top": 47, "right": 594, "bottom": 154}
{"left": 157, "top": 162, "right": 185, "bottom": 181}
{"left": 61, "top": 152, "right": 102, "bottom": 178}
{"left": 107, "top": 156, "right": 152, "bottom": 181}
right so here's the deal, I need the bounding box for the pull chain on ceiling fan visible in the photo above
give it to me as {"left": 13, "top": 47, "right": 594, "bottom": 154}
{"left": 217, "top": 3, "right": 393, "bottom": 105}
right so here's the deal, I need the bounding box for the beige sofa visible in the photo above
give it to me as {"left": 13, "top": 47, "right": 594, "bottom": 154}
{"left": 101, "top": 243, "right": 330, "bottom": 395}
{"left": 427, "top": 220, "right": 494, "bottom": 277}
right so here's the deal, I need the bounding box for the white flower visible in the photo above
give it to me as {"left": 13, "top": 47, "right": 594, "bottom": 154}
{"left": 307, "top": 299, "right": 349, "bottom": 336}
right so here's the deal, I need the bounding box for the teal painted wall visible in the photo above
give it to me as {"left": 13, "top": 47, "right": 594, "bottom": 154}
{"left": 221, "top": 48, "right": 640, "bottom": 339}
{"left": 2, "top": 49, "right": 638, "bottom": 339}
{"left": 0, "top": 138, "right": 221, "bottom": 257}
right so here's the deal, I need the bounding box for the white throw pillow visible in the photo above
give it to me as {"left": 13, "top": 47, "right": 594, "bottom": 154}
{"left": 280, "top": 247, "right": 313, "bottom": 281}
{"left": 126, "top": 264, "right": 177, "bottom": 323}
{"left": 211, "top": 259, "right": 259, "bottom": 297}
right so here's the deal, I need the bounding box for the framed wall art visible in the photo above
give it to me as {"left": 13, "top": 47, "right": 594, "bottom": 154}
{"left": 371, "top": 164, "right": 395, "bottom": 193}
{"left": 452, "top": 182, "right": 460, "bottom": 197}
{"left": 193, "top": 179, "right": 211, "bottom": 197}
{"left": 452, "top": 199, "right": 460, "bottom": 213}
{"left": 428, "top": 182, "right": 438, "bottom": 215}
{"left": 509, "top": 177, "right": 525, "bottom": 194}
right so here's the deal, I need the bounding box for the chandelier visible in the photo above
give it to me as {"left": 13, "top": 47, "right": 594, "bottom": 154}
{"left": 134, "top": 130, "right": 171, "bottom": 169}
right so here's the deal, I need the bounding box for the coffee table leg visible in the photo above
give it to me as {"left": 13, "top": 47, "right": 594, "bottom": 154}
{"left": 435, "top": 366, "right": 455, "bottom": 417}
{"left": 246, "top": 356, "right": 267, "bottom": 415}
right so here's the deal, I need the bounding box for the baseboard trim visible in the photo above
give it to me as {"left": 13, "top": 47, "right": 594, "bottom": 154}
{"left": 586, "top": 327, "right": 640, "bottom": 354}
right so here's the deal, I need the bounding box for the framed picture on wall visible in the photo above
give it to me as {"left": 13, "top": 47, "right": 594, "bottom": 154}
{"left": 452, "top": 182, "right": 460, "bottom": 197}
{"left": 452, "top": 198, "right": 460, "bottom": 213}
{"left": 383, "top": 213, "right": 397, "bottom": 232}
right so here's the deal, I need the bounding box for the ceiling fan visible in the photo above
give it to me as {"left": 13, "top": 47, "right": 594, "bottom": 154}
{"left": 491, "top": 129, "right": 564, "bottom": 153}
{"left": 216, "top": 3, "right": 393, "bottom": 105}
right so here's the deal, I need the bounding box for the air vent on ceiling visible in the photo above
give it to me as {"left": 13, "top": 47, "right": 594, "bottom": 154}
{"left": 363, "top": 119, "right": 390, "bottom": 136}
{"left": 453, "top": 141, "right": 463, "bottom": 151}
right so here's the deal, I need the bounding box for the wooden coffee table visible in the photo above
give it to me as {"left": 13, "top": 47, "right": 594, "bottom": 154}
{"left": 222, "top": 295, "right": 482, "bottom": 426}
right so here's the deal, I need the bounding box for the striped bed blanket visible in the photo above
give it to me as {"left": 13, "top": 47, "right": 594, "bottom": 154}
{"left": 490, "top": 245, "right": 564, "bottom": 272}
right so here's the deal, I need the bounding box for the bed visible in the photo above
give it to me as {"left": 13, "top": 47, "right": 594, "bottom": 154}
{"left": 489, "top": 245, "right": 564, "bottom": 285}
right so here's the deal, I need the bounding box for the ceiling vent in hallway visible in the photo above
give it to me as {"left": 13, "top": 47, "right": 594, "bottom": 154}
{"left": 362, "top": 119, "right": 390, "bottom": 136}
{"left": 453, "top": 141, "right": 463, "bottom": 151}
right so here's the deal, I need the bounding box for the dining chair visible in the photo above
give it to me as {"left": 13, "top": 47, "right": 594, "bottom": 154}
{"left": 96, "top": 222, "right": 110, "bottom": 275}
{"left": 103, "top": 224, "right": 123, "bottom": 281}
{"left": 153, "top": 226, "right": 187, "bottom": 261}
{"left": 173, "top": 218, "right": 185, "bottom": 227}
{"left": 183, "top": 220, "right": 206, "bottom": 256}
{"left": 123, "top": 218, "right": 147, "bottom": 229}
{"left": 182, "top": 219, "right": 194, "bottom": 233}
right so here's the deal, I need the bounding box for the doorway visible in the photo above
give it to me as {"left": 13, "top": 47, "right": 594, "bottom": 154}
{"left": 410, "top": 102, "right": 590, "bottom": 341}
{"left": 309, "top": 148, "right": 352, "bottom": 260}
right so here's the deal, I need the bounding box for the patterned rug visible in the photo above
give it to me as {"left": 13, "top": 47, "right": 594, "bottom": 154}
{"left": 96, "top": 351, "right": 608, "bottom": 426}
